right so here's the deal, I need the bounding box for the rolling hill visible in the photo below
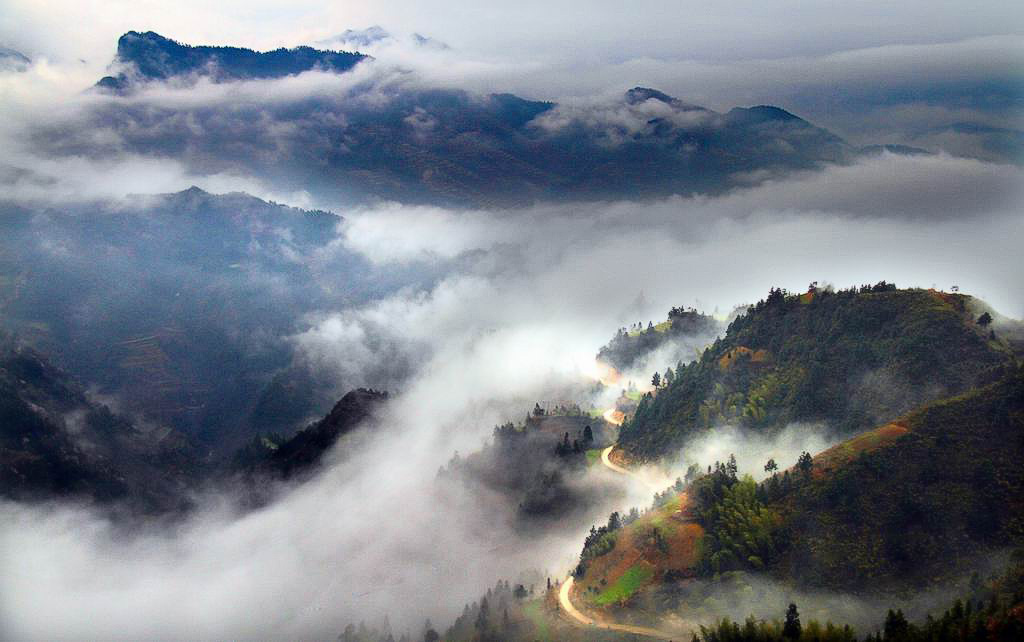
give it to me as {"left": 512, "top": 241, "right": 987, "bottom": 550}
{"left": 562, "top": 364, "right": 1022, "bottom": 638}
{"left": 619, "top": 284, "right": 1017, "bottom": 459}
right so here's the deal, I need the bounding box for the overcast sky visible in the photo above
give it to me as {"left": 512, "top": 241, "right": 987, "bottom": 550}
{"left": 3, "top": 0, "right": 1021, "bottom": 64}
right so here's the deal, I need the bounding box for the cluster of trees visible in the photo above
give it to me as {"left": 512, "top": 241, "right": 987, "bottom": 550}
{"left": 689, "top": 589, "right": 1024, "bottom": 642}
{"left": 621, "top": 320, "right": 656, "bottom": 334}
{"left": 690, "top": 603, "right": 856, "bottom": 642}
{"left": 337, "top": 618, "right": 412, "bottom": 642}
{"left": 444, "top": 579, "right": 540, "bottom": 642}
{"left": 575, "top": 512, "right": 626, "bottom": 577}
{"left": 554, "top": 425, "right": 594, "bottom": 457}
{"left": 652, "top": 365, "right": 677, "bottom": 389}
{"left": 530, "top": 401, "right": 588, "bottom": 419}
{"left": 691, "top": 456, "right": 780, "bottom": 575}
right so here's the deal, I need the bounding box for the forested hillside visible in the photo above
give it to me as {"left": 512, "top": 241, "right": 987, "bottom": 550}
{"left": 620, "top": 284, "right": 1014, "bottom": 458}
{"left": 0, "top": 337, "right": 199, "bottom": 513}
{"left": 763, "top": 364, "right": 1024, "bottom": 589}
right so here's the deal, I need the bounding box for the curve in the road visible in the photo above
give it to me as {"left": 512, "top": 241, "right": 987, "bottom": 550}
{"left": 600, "top": 444, "right": 631, "bottom": 475}
{"left": 603, "top": 407, "right": 624, "bottom": 426}
{"left": 601, "top": 444, "right": 667, "bottom": 493}
{"left": 558, "top": 576, "right": 677, "bottom": 640}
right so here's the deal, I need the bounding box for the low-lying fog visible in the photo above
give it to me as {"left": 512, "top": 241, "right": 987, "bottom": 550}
{"left": 1, "top": 149, "right": 1022, "bottom": 640}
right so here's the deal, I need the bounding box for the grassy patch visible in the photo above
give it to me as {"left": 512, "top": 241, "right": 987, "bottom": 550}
{"left": 627, "top": 321, "right": 671, "bottom": 337}
{"left": 648, "top": 495, "right": 683, "bottom": 528}
{"left": 522, "top": 600, "right": 551, "bottom": 641}
{"left": 624, "top": 390, "right": 645, "bottom": 401}
{"left": 586, "top": 449, "right": 603, "bottom": 466}
{"left": 595, "top": 563, "right": 654, "bottom": 606}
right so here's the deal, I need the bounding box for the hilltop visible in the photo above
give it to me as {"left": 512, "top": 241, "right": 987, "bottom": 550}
{"left": 597, "top": 306, "right": 722, "bottom": 374}
{"left": 768, "top": 364, "right": 1024, "bottom": 590}
{"left": 620, "top": 284, "right": 1016, "bottom": 459}
{"left": 438, "top": 403, "right": 620, "bottom": 526}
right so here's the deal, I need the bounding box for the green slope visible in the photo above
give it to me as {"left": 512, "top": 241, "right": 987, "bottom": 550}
{"left": 765, "top": 365, "right": 1024, "bottom": 589}
{"left": 620, "top": 285, "right": 1013, "bottom": 459}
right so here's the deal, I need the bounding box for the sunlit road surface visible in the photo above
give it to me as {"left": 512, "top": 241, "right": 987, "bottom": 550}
{"left": 558, "top": 407, "right": 683, "bottom": 640}
{"left": 603, "top": 408, "right": 624, "bottom": 426}
{"left": 558, "top": 576, "right": 677, "bottom": 640}
{"left": 600, "top": 444, "right": 631, "bottom": 475}
{"left": 600, "top": 444, "right": 669, "bottom": 493}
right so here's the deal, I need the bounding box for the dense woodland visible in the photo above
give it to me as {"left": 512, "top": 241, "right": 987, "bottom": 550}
{"left": 621, "top": 285, "right": 1014, "bottom": 458}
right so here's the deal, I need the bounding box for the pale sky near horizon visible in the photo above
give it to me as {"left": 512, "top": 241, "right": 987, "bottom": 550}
{"left": 3, "top": 0, "right": 1022, "bottom": 68}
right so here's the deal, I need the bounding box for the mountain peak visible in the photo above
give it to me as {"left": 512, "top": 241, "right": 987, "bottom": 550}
{"left": 626, "top": 87, "right": 677, "bottom": 105}
{"left": 625, "top": 86, "right": 709, "bottom": 112}
{"left": 0, "top": 45, "right": 31, "bottom": 71}
{"left": 96, "top": 31, "right": 368, "bottom": 94}
{"left": 329, "top": 25, "right": 391, "bottom": 48}
{"left": 726, "top": 104, "right": 803, "bottom": 125}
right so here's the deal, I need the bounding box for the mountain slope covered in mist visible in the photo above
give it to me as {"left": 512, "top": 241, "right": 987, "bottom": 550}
{"left": 619, "top": 285, "right": 1015, "bottom": 458}
{"left": 0, "top": 187, "right": 415, "bottom": 452}
{"left": 1, "top": 329, "right": 392, "bottom": 515}
{"left": 0, "top": 338, "right": 199, "bottom": 513}
{"left": 234, "top": 388, "right": 388, "bottom": 480}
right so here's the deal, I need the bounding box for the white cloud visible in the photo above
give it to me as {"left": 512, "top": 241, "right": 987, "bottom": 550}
{"left": 2, "top": 147, "right": 1023, "bottom": 639}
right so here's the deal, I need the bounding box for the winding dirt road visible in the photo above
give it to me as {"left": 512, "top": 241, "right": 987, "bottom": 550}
{"left": 558, "top": 576, "right": 677, "bottom": 640}
{"left": 601, "top": 444, "right": 668, "bottom": 493}
{"left": 600, "top": 445, "right": 631, "bottom": 475}
{"left": 552, "top": 409, "right": 682, "bottom": 639}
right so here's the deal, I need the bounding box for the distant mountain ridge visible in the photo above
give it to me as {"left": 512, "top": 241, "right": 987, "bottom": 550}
{"left": 0, "top": 46, "right": 30, "bottom": 71}
{"left": 96, "top": 30, "right": 367, "bottom": 93}
{"left": 65, "top": 32, "right": 910, "bottom": 205}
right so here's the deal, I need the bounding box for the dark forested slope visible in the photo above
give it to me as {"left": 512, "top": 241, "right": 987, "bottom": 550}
{"left": 765, "top": 365, "right": 1024, "bottom": 589}
{"left": 0, "top": 338, "right": 199, "bottom": 513}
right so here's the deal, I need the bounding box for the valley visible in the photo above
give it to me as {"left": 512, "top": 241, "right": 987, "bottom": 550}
{"left": 1, "top": 10, "right": 1022, "bottom": 641}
